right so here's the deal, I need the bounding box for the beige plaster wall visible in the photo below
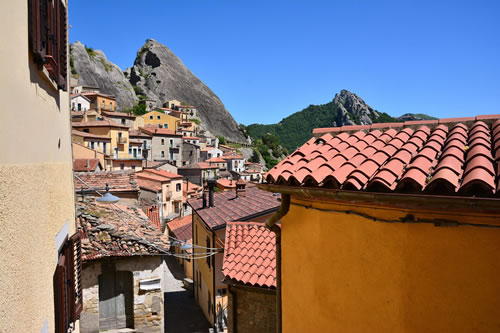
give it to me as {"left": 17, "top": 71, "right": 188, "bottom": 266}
{"left": 0, "top": 2, "right": 77, "bottom": 333}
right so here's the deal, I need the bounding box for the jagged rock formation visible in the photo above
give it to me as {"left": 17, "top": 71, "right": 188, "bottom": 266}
{"left": 126, "top": 39, "right": 246, "bottom": 142}
{"left": 332, "top": 89, "right": 380, "bottom": 126}
{"left": 70, "top": 42, "right": 137, "bottom": 110}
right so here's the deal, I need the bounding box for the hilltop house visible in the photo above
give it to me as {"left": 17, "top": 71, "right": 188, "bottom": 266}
{"left": 82, "top": 91, "right": 116, "bottom": 112}
{"left": 141, "top": 127, "right": 183, "bottom": 165}
{"left": 262, "top": 116, "right": 500, "bottom": 332}
{"left": 142, "top": 110, "right": 180, "bottom": 130}
{"left": 72, "top": 93, "right": 91, "bottom": 111}
{"left": 1, "top": 2, "right": 82, "bottom": 332}
{"left": 72, "top": 120, "right": 130, "bottom": 159}
{"left": 188, "top": 182, "right": 281, "bottom": 328}
{"left": 182, "top": 141, "right": 201, "bottom": 166}
{"left": 102, "top": 110, "right": 136, "bottom": 128}
{"left": 178, "top": 162, "right": 219, "bottom": 186}
{"left": 77, "top": 200, "right": 169, "bottom": 333}
{"left": 200, "top": 147, "right": 223, "bottom": 161}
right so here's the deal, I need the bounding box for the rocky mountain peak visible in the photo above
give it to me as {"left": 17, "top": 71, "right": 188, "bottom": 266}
{"left": 332, "top": 89, "right": 379, "bottom": 126}
{"left": 70, "top": 41, "right": 137, "bottom": 110}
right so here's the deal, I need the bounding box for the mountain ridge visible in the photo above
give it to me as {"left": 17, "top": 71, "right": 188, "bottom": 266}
{"left": 245, "top": 90, "right": 437, "bottom": 151}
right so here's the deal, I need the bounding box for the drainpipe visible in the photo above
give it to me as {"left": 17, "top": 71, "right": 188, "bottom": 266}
{"left": 212, "top": 230, "right": 216, "bottom": 329}
{"left": 264, "top": 193, "right": 290, "bottom": 333}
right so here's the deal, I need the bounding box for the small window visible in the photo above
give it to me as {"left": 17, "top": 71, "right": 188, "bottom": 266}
{"left": 128, "top": 147, "right": 132, "bottom": 154}
{"left": 131, "top": 165, "right": 136, "bottom": 170}
{"left": 90, "top": 142, "right": 95, "bottom": 149}
{"left": 77, "top": 103, "right": 81, "bottom": 111}
{"left": 120, "top": 164, "right": 125, "bottom": 170}
{"left": 164, "top": 123, "right": 168, "bottom": 128}
{"left": 121, "top": 119, "right": 126, "bottom": 125}
{"left": 157, "top": 115, "right": 161, "bottom": 120}
{"left": 161, "top": 139, "right": 165, "bottom": 145}
{"left": 176, "top": 183, "right": 181, "bottom": 192}
{"left": 150, "top": 115, "right": 153, "bottom": 120}
{"left": 161, "top": 151, "right": 165, "bottom": 157}
{"left": 83, "top": 129, "right": 89, "bottom": 133}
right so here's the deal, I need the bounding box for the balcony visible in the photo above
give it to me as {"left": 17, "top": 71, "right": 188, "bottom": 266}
{"left": 117, "top": 136, "right": 127, "bottom": 144}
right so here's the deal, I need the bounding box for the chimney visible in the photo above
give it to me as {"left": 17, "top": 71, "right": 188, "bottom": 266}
{"left": 202, "top": 190, "right": 207, "bottom": 208}
{"left": 236, "top": 178, "right": 246, "bottom": 198}
{"left": 86, "top": 159, "right": 90, "bottom": 170}
{"left": 207, "top": 179, "right": 216, "bottom": 207}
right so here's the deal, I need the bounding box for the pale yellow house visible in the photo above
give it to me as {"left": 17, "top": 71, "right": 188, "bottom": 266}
{"left": 0, "top": 1, "right": 82, "bottom": 332}
{"left": 165, "top": 99, "right": 182, "bottom": 109}
{"left": 72, "top": 120, "right": 130, "bottom": 159}
{"left": 142, "top": 110, "right": 180, "bottom": 131}
{"left": 82, "top": 91, "right": 116, "bottom": 112}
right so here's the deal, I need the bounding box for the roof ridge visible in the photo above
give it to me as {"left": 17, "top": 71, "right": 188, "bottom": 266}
{"left": 313, "top": 115, "right": 500, "bottom": 137}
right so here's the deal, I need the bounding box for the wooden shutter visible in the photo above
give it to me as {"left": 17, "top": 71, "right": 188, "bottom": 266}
{"left": 70, "top": 232, "right": 83, "bottom": 319}
{"left": 57, "top": 0, "right": 67, "bottom": 90}
{"left": 54, "top": 254, "right": 69, "bottom": 333}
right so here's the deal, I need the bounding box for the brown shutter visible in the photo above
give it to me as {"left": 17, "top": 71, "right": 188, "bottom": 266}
{"left": 54, "top": 254, "right": 68, "bottom": 333}
{"left": 57, "top": 0, "right": 67, "bottom": 90}
{"left": 70, "top": 232, "right": 83, "bottom": 319}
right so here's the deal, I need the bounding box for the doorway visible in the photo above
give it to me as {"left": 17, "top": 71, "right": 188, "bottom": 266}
{"left": 98, "top": 271, "right": 134, "bottom": 330}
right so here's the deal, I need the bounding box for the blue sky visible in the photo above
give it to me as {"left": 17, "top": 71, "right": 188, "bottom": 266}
{"left": 69, "top": 0, "right": 500, "bottom": 125}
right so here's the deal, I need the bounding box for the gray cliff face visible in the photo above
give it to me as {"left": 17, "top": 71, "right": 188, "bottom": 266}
{"left": 70, "top": 42, "right": 137, "bottom": 110}
{"left": 332, "top": 89, "right": 379, "bottom": 126}
{"left": 128, "top": 39, "right": 246, "bottom": 142}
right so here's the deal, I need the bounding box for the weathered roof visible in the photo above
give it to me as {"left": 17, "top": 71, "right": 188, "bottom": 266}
{"left": 74, "top": 171, "right": 138, "bottom": 193}
{"left": 266, "top": 116, "right": 500, "bottom": 198}
{"left": 189, "top": 186, "right": 280, "bottom": 230}
{"left": 77, "top": 200, "right": 169, "bottom": 261}
{"left": 222, "top": 222, "right": 276, "bottom": 288}
{"left": 101, "top": 111, "right": 136, "bottom": 119}
{"left": 167, "top": 215, "right": 192, "bottom": 242}
{"left": 140, "top": 127, "right": 182, "bottom": 137}
{"left": 217, "top": 178, "right": 237, "bottom": 189}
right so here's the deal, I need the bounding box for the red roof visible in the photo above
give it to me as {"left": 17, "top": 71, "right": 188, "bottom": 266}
{"left": 140, "top": 127, "right": 182, "bottom": 136}
{"left": 144, "top": 168, "right": 183, "bottom": 179}
{"left": 167, "top": 215, "right": 192, "bottom": 242}
{"left": 101, "top": 111, "right": 136, "bottom": 119}
{"left": 266, "top": 116, "right": 500, "bottom": 197}
{"left": 81, "top": 92, "right": 116, "bottom": 100}
{"left": 74, "top": 171, "right": 138, "bottom": 193}
{"left": 217, "top": 179, "right": 237, "bottom": 189}
{"left": 206, "top": 157, "right": 226, "bottom": 163}
{"left": 137, "top": 177, "right": 162, "bottom": 192}
{"left": 73, "top": 158, "right": 101, "bottom": 172}
{"left": 129, "top": 128, "right": 152, "bottom": 138}
{"left": 183, "top": 136, "right": 199, "bottom": 140}
{"left": 144, "top": 205, "right": 161, "bottom": 230}
{"left": 222, "top": 222, "right": 276, "bottom": 288}
{"left": 189, "top": 186, "right": 280, "bottom": 230}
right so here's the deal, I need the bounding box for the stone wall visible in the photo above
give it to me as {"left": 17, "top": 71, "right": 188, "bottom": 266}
{"left": 81, "top": 256, "right": 165, "bottom": 333}
{"left": 227, "top": 285, "right": 276, "bottom": 333}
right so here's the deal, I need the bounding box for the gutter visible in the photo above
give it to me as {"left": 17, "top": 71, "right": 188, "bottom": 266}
{"left": 264, "top": 193, "right": 290, "bottom": 333}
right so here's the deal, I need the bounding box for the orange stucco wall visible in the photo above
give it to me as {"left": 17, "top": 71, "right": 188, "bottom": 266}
{"left": 281, "top": 196, "right": 500, "bottom": 333}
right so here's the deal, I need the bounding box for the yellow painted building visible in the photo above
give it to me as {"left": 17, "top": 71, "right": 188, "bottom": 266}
{"left": 262, "top": 120, "right": 500, "bottom": 332}
{"left": 72, "top": 120, "right": 130, "bottom": 159}
{"left": 82, "top": 92, "right": 116, "bottom": 112}
{"left": 142, "top": 110, "right": 180, "bottom": 130}
{"left": 190, "top": 184, "right": 281, "bottom": 327}
{"left": 0, "top": 1, "right": 81, "bottom": 332}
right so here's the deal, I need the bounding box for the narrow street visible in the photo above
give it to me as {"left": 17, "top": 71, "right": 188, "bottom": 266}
{"left": 164, "top": 256, "right": 211, "bottom": 333}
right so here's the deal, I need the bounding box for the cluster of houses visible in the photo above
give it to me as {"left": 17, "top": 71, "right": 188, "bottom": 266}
{"left": 70, "top": 85, "right": 273, "bottom": 332}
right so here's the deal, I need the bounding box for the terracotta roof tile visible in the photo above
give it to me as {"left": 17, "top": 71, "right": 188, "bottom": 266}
{"left": 266, "top": 116, "right": 500, "bottom": 198}
{"left": 167, "top": 215, "right": 192, "bottom": 243}
{"left": 222, "top": 222, "right": 276, "bottom": 288}
{"left": 73, "top": 158, "right": 101, "bottom": 172}
{"left": 189, "top": 187, "right": 280, "bottom": 230}
{"left": 72, "top": 120, "right": 129, "bottom": 129}
{"left": 74, "top": 171, "right": 138, "bottom": 193}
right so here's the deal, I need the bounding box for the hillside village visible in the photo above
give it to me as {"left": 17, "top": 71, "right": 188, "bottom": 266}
{"left": 3, "top": 2, "right": 500, "bottom": 333}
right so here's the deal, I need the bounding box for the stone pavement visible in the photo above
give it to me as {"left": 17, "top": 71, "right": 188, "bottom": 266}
{"left": 164, "top": 256, "right": 211, "bottom": 333}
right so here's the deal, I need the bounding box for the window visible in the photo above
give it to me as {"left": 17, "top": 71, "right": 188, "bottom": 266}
{"left": 157, "top": 115, "right": 161, "bottom": 120}
{"left": 28, "top": 0, "right": 68, "bottom": 90}
{"left": 169, "top": 139, "right": 173, "bottom": 148}
{"left": 54, "top": 232, "right": 82, "bottom": 332}
{"left": 170, "top": 151, "right": 174, "bottom": 160}
{"left": 161, "top": 151, "right": 165, "bottom": 157}
{"left": 77, "top": 103, "right": 81, "bottom": 111}
{"left": 101, "top": 101, "right": 105, "bottom": 109}
{"left": 120, "top": 164, "right": 124, "bottom": 170}
{"left": 176, "top": 183, "right": 181, "bottom": 192}
{"left": 149, "top": 115, "right": 153, "bottom": 120}
{"left": 161, "top": 139, "right": 165, "bottom": 145}
{"left": 121, "top": 119, "right": 126, "bottom": 125}
{"left": 131, "top": 165, "right": 136, "bottom": 170}
{"left": 128, "top": 147, "right": 132, "bottom": 155}
{"left": 90, "top": 141, "right": 94, "bottom": 149}
{"left": 83, "top": 129, "right": 89, "bottom": 133}
{"left": 103, "top": 142, "right": 107, "bottom": 154}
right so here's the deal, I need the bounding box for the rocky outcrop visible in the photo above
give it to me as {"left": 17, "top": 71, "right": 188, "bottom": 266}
{"left": 332, "top": 90, "right": 380, "bottom": 126}
{"left": 70, "top": 42, "right": 137, "bottom": 110}
{"left": 127, "top": 39, "right": 246, "bottom": 142}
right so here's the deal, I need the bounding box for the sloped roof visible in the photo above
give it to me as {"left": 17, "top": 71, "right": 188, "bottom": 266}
{"left": 72, "top": 129, "right": 111, "bottom": 140}
{"left": 73, "top": 158, "right": 101, "bottom": 172}
{"left": 189, "top": 186, "right": 280, "bottom": 230}
{"left": 217, "top": 178, "right": 237, "bottom": 189}
{"left": 101, "top": 111, "right": 136, "bottom": 119}
{"left": 72, "top": 120, "right": 129, "bottom": 129}
{"left": 222, "top": 222, "right": 276, "bottom": 288}
{"left": 167, "top": 215, "right": 192, "bottom": 242}
{"left": 74, "top": 171, "right": 138, "bottom": 193}
{"left": 144, "top": 205, "right": 161, "bottom": 231}
{"left": 266, "top": 116, "right": 500, "bottom": 198}
{"left": 140, "top": 126, "right": 182, "bottom": 136}
{"left": 206, "top": 157, "right": 227, "bottom": 163}
{"left": 77, "top": 200, "right": 169, "bottom": 261}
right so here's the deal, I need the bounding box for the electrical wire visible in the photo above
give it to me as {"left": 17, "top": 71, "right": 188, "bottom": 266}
{"left": 73, "top": 174, "right": 222, "bottom": 259}
{"left": 291, "top": 202, "right": 500, "bottom": 229}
